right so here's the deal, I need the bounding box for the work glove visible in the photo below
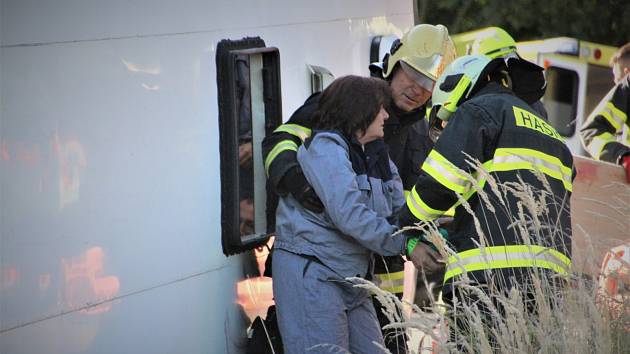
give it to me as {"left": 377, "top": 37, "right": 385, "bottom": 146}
{"left": 282, "top": 166, "right": 325, "bottom": 213}
{"left": 622, "top": 154, "right": 630, "bottom": 184}
{"left": 406, "top": 227, "right": 448, "bottom": 273}
{"left": 407, "top": 238, "right": 445, "bottom": 274}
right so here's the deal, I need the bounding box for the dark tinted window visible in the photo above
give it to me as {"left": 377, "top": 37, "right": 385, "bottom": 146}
{"left": 543, "top": 67, "right": 579, "bottom": 137}
{"left": 216, "top": 38, "right": 282, "bottom": 255}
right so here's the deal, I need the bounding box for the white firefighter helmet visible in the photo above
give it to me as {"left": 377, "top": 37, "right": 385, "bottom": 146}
{"left": 430, "top": 54, "right": 499, "bottom": 122}
{"left": 382, "top": 24, "right": 457, "bottom": 85}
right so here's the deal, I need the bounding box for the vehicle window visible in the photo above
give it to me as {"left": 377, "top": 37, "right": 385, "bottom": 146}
{"left": 543, "top": 66, "right": 579, "bottom": 137}
{"left": 216, "top": 37, "right": 281, "bottom": 255}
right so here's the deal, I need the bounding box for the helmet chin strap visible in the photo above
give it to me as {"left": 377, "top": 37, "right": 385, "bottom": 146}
{"left": 500, "top": 70, "right": 512, "bottom": 89}
{"left": 382, "top": 53, "right": 390, "bottom": 76}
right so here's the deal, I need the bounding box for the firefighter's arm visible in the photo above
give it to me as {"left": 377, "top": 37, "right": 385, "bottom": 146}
{"left": 262, "top": 129, "right": 305, "bottom": 194}
{"left": 299, "top": 134, "right": 408, "bottom": 256}
{"left": 401, "top": 103, "right": 499, "bottom": 226}
{"left": 580, "top": 84, "right": 630, "bottom": 164}
{"left": 262, "top": 93, "right": 320, "bottom": 195}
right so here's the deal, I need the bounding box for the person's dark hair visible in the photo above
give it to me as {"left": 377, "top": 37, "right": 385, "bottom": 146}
{"left": 312, "top": 75, "right": 391, "bottom": 137}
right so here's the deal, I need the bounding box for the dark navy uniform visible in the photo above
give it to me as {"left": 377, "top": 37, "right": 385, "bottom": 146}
{"left": 402, "top": 82, "right": 574, "bottom": 293}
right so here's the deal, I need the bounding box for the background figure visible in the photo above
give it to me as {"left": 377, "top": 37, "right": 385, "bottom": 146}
{"left": 580, "top": 42, "right": 630, "bottom": 183}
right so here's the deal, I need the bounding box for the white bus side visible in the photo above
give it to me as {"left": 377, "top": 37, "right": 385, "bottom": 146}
{"left": 0, "top": 1, "right": 413, "bottom": 353}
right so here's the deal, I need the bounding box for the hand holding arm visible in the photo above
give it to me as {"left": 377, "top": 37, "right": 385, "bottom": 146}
{"left": 407, "top": 239, "right": 445, "bottom": 274}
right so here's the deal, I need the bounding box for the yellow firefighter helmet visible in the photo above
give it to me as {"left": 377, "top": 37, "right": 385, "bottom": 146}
{"left": 470, "top": 27, "right": 518, "bottom": 59}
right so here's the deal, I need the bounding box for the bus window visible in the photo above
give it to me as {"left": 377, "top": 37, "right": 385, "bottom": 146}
{"left": 543, "top": 67, "right": 579, "bottom": 137}
{"left": 216, "top": 37, "right": 282, "bottom": 255}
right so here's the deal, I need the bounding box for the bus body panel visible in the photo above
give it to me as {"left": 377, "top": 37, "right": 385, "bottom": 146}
{"left": 0, "top": 1, "right": 414, "bottom": 352}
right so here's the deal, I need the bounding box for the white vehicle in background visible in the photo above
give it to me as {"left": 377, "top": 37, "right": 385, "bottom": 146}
{"left": 518, "top": 38, "right": 619, "bottom": 156}
{"left": 453, "top": 28, "right": 620, "bottom": 156}
{"left": 0, "top": 1, "right": 415, "bottom": 353}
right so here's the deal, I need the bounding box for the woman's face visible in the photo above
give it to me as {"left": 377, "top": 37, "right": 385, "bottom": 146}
{"left": 357, "top": 105, "right": 389, "bottom": 144}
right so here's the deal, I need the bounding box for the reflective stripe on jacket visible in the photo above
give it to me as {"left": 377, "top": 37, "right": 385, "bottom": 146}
{"left": 580, "top": 76, "right": 630, "bottom": 164}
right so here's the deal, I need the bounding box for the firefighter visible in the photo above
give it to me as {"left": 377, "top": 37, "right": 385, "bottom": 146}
{"left": 401, "top": 54, "right": 574, "bottom": 349}
{"left": 580, "top": 42, "right": 630, "bottom": 183}
{"left": 262, "top": 24, "right": 456, "bottom": 353}
{"left": 469, "top": 26, "right": 549, "bottom": 119}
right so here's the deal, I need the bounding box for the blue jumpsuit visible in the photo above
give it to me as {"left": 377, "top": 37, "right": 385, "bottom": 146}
{"left": 273, "top": 131, "right": 407, "bottom": 353}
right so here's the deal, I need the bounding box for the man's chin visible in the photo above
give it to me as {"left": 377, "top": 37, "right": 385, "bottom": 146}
{"left": 396, "top": 101, "right": 420, "bottom": 112}
{"left": 397, "top": 95, "right": 423, "bottom": 110}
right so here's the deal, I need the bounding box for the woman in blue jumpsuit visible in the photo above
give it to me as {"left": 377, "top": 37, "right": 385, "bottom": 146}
{"left": 272, "top": 75, "right": 411, "bottom": 353}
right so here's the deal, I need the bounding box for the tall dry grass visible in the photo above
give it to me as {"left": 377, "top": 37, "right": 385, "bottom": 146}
{"left": 355, "top": 159, "right": 630, "bottom": 354}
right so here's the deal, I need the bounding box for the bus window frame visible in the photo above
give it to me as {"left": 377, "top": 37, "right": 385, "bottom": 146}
{"left": 216, "top": 37, "right": 282, "bottom": 256}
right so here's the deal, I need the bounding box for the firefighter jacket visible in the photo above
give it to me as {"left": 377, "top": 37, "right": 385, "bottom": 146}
{"left": 401, "top": 82, "right": 574, "bottom": 290}
{"left": 580, "top": 75, "right": 630, "bottom": 164}
{"left": 273, "top": 131, "right": 408, "bottom": 279}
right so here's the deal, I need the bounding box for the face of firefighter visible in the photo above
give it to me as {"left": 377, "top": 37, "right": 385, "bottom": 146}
{"left": 358, "top": 105, "right": 389, "bottom": 145}
{"left": 613, "top": 62, "right": 630, "bottom": 84}
{"left": 389, "top": 66, "right": 433, "bottom": 112}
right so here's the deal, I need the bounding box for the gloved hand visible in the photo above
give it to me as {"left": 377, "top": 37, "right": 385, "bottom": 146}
{"left": 282, "top": 166, "right": 325, "bottom": 213}
{"left": 622, "top": 154, "right": 630, "bottom": 184}
{"left": 413, "top": 227, "right": 449, "bottom": 252}
{"left": 407, "top": 238, "right": 445, "bottom": 274}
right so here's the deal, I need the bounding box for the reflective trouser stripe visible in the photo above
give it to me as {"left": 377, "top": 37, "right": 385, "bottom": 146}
{"left": 375, "top": 271, "right": 405, "bottom": 294}
{"left": 492, "top": 148, "right": 573, "bottom": 192}
{"left": 444, "top": 245, "right": 571, "bottom": 284}
{"left": 585, "top": 132, "right": 614, "bottom": 159}
{"left": 264, "top": 140, "right": 298, "bottom": 176}
{"left": 422, "top": 150, "right": 471, "bottom": 194}
{"left": 406, "top": 185, "right": 446, "bottom": 222}
{"left": 273, "top": 123, "right": 312, "bottom": 142}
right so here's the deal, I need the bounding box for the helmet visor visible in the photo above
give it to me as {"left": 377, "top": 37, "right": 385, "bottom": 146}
{"left": 400, "top": 60, "right": 436, "bottom": 92}
{"left": 402, "top": 53, "right": 445, "bottom": 81}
